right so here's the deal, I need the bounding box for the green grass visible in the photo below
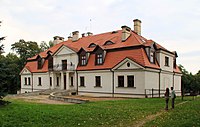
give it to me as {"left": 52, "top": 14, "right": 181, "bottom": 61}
{"left": 0, "top": 96, "right": 199, "bottom": 127}
{"left": 144, "top": 96, "right": 200, "bottom": 127}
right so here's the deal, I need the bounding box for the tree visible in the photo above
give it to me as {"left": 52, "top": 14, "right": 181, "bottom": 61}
{"left": 0, "top": 21, "right": 5, "bottom": 55}
{"left": 39, "top": 40, "right": 54, "bottom": 52}
{"left": 11, "top": 39, "right": 41, "bottom": 67}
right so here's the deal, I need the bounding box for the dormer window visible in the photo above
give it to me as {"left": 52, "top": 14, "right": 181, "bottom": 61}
{"left": 104, "top": 41, "right": 114, "bottom": 45}
{"left": 96, "top": 53, "right": 103, "bottom": 65}
{"left": 165, "top": 56, "right": 169, "bottom": 66}
{"left": 88, "top": 43, "right": 96, "bottom": 48}
{"left": 38, "top": 57, "right": 42, "bottom": 69}
{"left": 150, "top": 51, "right": 155, "bottom": 63}
{"left": 80, "top": 55, "right": 86, "bottom": 66}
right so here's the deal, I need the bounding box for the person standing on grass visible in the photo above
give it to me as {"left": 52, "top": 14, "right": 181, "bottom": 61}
{"left": 164, "top": 88, "right": 170, "bottom": 110}
{"left": 171, "top": 87, "right": 176, "bottom": 109}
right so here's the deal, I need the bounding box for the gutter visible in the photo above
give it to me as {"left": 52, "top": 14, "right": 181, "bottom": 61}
{"left": 159, "top": 69, "right": 161, "bottom": 97}
{"left": 31, "top": 73, "right": 33, "bottom": 92}
{"left": 110, "top": 69, "right": 114, "bottom": 97}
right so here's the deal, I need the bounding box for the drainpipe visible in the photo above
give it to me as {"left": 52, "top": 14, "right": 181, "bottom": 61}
{"left": 173, "top": 72, "right": 175, "bottom": 88}
{"left": 76, "top": 70, "right": 78, "bottom": 95}
{"left": 111, "top": 70, "right": 114, "bottom": 97}
{"left": 31, "top": 73, "right": 33, "bottom": 92}
{"left": 159, "top": 69, "right": 161, "bottom": 97}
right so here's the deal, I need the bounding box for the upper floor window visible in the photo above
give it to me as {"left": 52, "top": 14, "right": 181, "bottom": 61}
{"left": 62, "top": 60, "right": 67, "bottom": 70}
{"left": 173, "top": 58, "right": 176, "bottom": 68}
{"left": 104, "top": 41, "right": 114, "bottom": 45}
{"left": 96, "top": 53, "right": 103, "bottom": 65}
{"left": 38, "top": 58, "right": 42, "bottom": 69}
{"left": 88, "top": 43, "right": 96, "bottom": 48}
{"left": 165, "top": 56, "right": 169, "bottom": 66}
{"left": 80, "top": 55, "right": 86, "bottom": 66}
{"left": 48, "top": 55, "right": 53, "bottom": 69}
{"left": 150, "top": 51, "right": 155, "bottom": 63}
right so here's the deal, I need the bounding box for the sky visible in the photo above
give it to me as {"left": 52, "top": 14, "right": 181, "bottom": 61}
{"left": 0, "top": 0, "right": 200, "bottom": 74}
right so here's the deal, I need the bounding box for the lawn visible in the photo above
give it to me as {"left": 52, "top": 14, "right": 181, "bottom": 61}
{"left": 0, "top": 96, "right": 199, "bottom": 127}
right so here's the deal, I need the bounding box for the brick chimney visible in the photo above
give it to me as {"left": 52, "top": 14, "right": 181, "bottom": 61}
{"left": 53, "top": 36, "right": 64, "bottom": 45}
{"left": 121, "top": 25, "right": 131, "bottom": 42}
{"left": 72, "top": 31, "right": 79, "bottom": 41}
{"left": 68, "top": 36, "right": 72, "bottom": 40}
{"left": 133, "top": 19, "right": 142, "bottom": 35}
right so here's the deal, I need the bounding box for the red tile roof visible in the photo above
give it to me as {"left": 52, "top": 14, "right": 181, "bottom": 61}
{"left": 24, "top": 29, "right": 180, "bottom": 73}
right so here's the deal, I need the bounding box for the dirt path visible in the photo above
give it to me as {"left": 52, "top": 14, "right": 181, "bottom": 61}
{"left": 134, "top": 101, "right": 188, "bottom": 127}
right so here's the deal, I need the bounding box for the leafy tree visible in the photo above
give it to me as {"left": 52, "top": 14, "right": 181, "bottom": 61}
{"left": 39, "top": 40, "right": 54, "bottom": 52}
{"left": 0, "top": 21, "right": 5, "bottom": 55}
{"left": 11, "top": 39, "right": 41, "bottom": 67}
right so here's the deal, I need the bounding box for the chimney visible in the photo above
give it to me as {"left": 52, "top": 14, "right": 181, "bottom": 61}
{"left": 87, "top": 32, "right": 93, "bottom": 36}
{"left": 68, "top": 36, "right": 72, "bottom": 40}
{"left": 53, "top": 36, "right": 64, "bottom": 45}
{"left": 133, "top": 19, "right": 142, "bottom": 35}
{"left": 72, "top": 31, "right": 79, "bottom": 41}
{"left": 121, "top": 25, "right": 131, "bottom": 42}
{"left": 82, "top": 33, "right": 86, "bottom": 37}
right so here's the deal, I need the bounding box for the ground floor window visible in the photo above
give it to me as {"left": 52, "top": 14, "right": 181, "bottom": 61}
{"left": 80, "top": 76, "right": 85, "bottom": 87}
{"left": 24, "top": 77, "right": 27, "bottom": 85}
{"left": 28, "top": 77, "right": 31, "bottom": 85}
{"left": 57, "top": 77, "right": 59, "bottom": 86}
{"left": 95, "top": 76, "right": 101, "bottom": 87}
{"left": 127, "top": 75, "right": 134, "bottom": 87}
{"left": 71, "top": 77, "right": 73, "bottom": 86}
{"left": 38, "top": 77, "right": 42, "bottom": 86}
{"left": 118, "top": 76, "right": 124, "bottom": 87}
{"left": 50, "top": 77, "right": 52, "bottom": 86}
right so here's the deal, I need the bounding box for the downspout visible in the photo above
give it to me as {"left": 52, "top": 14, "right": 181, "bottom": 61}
{"left": 173, "top": 72, "right": 175, "bottom": 88}
{"left": 31, "top": 73, "right": 33, "bottom": 92}
{"left": 111, "top": 70, "right": 114, "bottom": 97}
{"left": 159, "top": 69, "right": 161, "bottom": 97}
{"left": 76, "top": 70, "right": 78, "bottom": 95}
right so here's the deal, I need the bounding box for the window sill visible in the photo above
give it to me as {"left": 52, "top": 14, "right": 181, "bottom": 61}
{"left": 79, "top": 86, "right": 86, "bottom": 87}
{"left": 94, "top": 86, "right": 102, "bottom": 88}
{"left": 116, "top": 87, "right": 136, "bottom": 89}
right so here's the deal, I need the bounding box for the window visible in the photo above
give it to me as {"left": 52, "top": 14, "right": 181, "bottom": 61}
{"left": 57, "top": 77, "right": 59, "bottom": 86}
{"left": 127, "top": 76, "right": 134, "bottom": 87}
{"left": 38, "top": 77, "right": 42, "bottom": 86}
{"left": 88, "top": 43, "right": 96, "bottom": 48}
{"left": 118, "top": 76, "right": 124, "bottom": 87}
{"left": 80, "top": 55, "right": 86, "bottom": 66}
{"left": 62, "top": 60, "right": 67, "bottom": 70}
{"left": 104, "top": 41, "right": 114, "bottom": 45}
{"left": 150, "top": 51, "right": 155, "bottom": 63}
{"left": 71, "top": 77, "right": 73, "bottom": 86}
{"left": 165, "top": 56, "right": 169, "bottom": 66}
{"left": 38, "top": 58, "right": 42, "bottom": 69}
{"left": 80, "top": 76, "right": 85, "bottom": 87}
{"left": 28, "top": 77, "right": 31, "bottom": 85}
{"left": 50, "top": 77, "right": 52, "bottom": 86}
{"left": 96, "top": 53, "right": 103, "bottom": 65}
{"left": 24, "top": 77, "right": 27, "bottom": 85}
{"left": 95, "top": 76, "right": 101, "bottom": 87}
{"left": 48, "top": 56, "right": 53, "bottom": 70}
{"left": 173, "top": 58, "right": 176, "bottom": 68}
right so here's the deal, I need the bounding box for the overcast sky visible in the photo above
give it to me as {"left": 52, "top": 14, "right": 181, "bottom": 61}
{"left": 0, "top": 0, "right": 200, "bottom": 74}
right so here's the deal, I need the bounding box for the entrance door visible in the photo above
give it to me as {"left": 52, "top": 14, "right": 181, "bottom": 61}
{"left": 64, "top": 74, "right": 66, "bottom": 90}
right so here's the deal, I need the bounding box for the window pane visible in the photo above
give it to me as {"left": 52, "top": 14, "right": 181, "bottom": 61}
{"left": 80, "top": 77, "right": 85, "bottom": 86}
{"left": 127, "top": 76, "right": 134, "bottom": 87}
{"left": 95, "top": 76, "right": 101, "bottom": 87}
{"left": 118, "top": 76, "right": 124, "bottom": 87}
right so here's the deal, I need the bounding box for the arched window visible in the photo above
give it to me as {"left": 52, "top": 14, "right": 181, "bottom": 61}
{"left": 104, "top": 41, "right": 114, "bottom": 45}
{"left": 88, "top": 43, "right": 96, "bottom": 48}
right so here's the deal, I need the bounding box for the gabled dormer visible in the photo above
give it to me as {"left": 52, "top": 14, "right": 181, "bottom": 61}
{"left": 46, "top": 51, "right": 53, "bottom": 70}
{"left": 78, "top": 48, "right": 88, "bottom": 66}
{"left": 145, "top": 42, "right": 156, "bottom": 64}
{"left": 36, "top": 55, "right": 44, "bottom": 69}
{"left": 93, "top": 45, "right": 105, "bottom": 65}
{"left": 104, "top": 41, "right": 114, "bottom": 45}
{"left": 88, "top": 43, "right": 96, "bottom": 48}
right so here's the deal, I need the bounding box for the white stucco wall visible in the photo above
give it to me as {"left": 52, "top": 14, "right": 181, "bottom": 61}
{"left": 144, "top": 70, "right": 159, "bottom": 89}
{"left": 77, "top": 70, "right": 113, "bottom": 95}
{"left": 114, "top": 70, "right": 145, "bottom": 95}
